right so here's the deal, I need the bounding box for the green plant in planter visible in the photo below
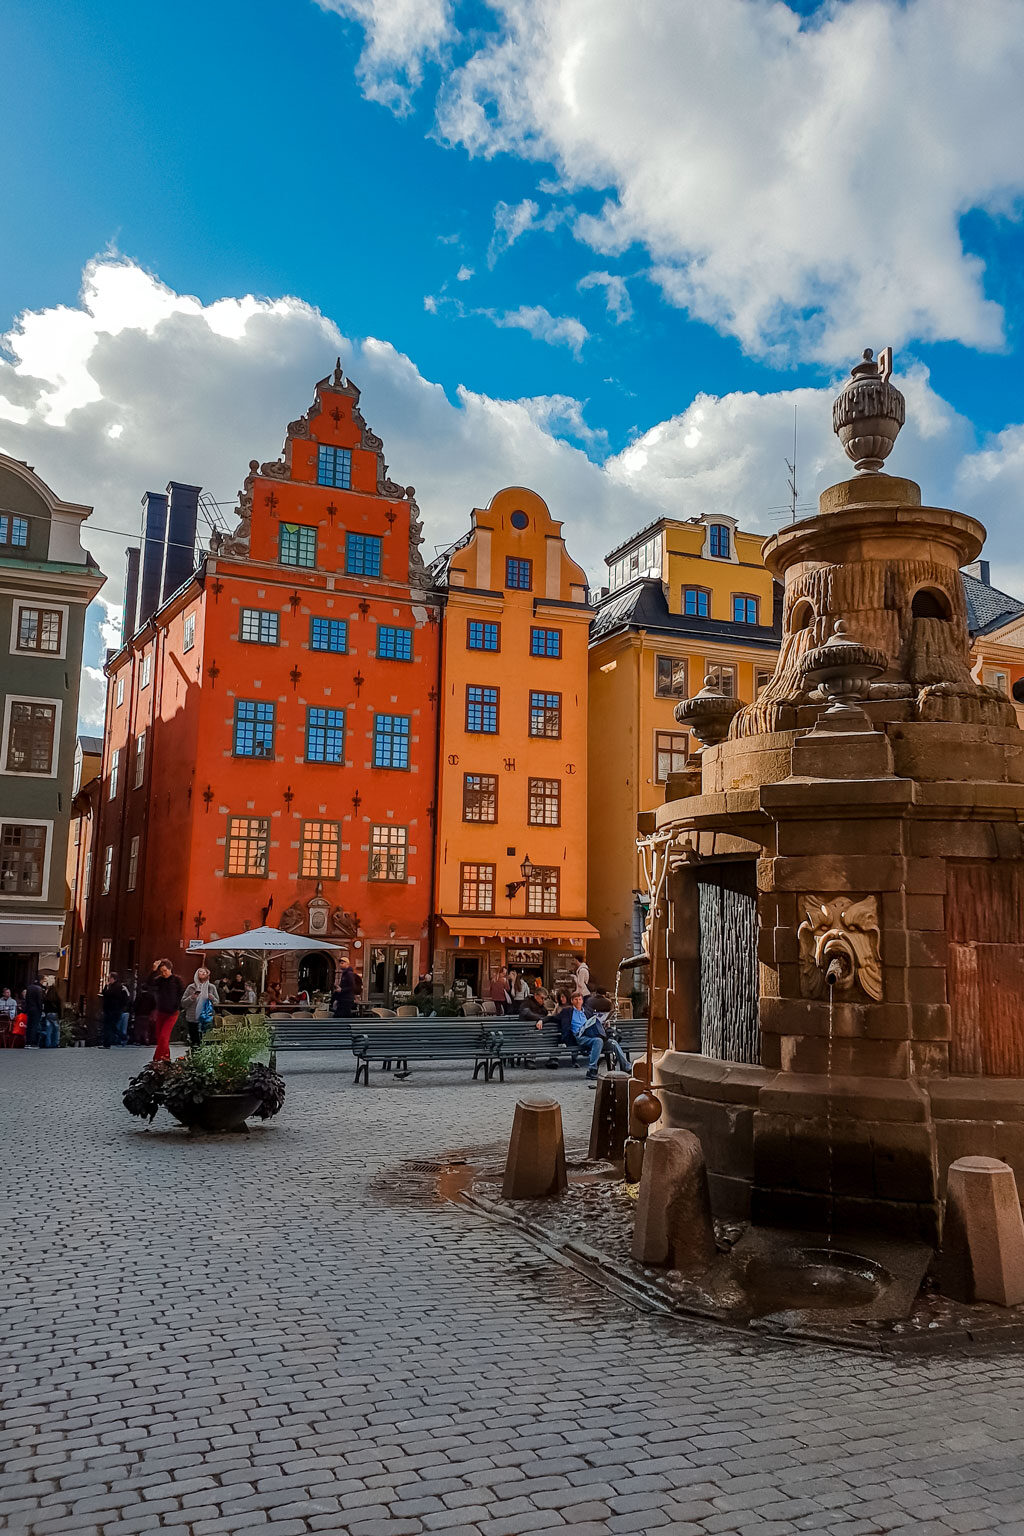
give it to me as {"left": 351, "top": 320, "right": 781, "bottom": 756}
{"left": 123, "top": 1017, "right": 285, "bottom": 1125}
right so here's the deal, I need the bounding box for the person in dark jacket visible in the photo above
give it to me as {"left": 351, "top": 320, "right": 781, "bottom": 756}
{"left": 149, "top": 960, "right": 184, "bottom": 1062}
{"left": 101, "top": 974, "right": 130, "bottom": 1049}
{"left": 331, "top": 961, "right": 358, "bottom": 1018}
{"left": 23, "top": 978, "right": 44, "bottom": 1048}
{"left": 555, "top": 991, "right": 630, "bottom": 1080}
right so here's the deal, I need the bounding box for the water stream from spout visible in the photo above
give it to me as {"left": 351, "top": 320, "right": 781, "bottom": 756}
{"left": 825, "top": 980, "right": 836, "bottom": 1249}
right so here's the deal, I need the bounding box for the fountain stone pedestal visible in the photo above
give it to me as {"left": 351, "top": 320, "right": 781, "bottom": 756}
{"left": 642, "top": 351, "right": 1024, "bottom": 1245}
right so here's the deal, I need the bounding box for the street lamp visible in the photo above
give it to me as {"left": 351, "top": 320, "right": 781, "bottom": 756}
{"left": 505, "top": 853, "right": 535, "bottom": 901}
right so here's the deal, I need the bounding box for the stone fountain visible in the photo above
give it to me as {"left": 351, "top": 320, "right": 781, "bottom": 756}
{"left": 640, "top": 348, "right": 1024, "bottom": 1245}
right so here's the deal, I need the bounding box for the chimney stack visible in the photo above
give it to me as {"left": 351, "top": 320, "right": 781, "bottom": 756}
{"left": 161, "top": 481, "right": 201, "bottom": 603}
{"left": 122, "top": 545, "right": 141, "bottom": 644}
{"left": 138, "top": 490, "right": 169, "bottom": 628}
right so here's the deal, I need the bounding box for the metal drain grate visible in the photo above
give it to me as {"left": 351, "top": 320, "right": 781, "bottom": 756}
{"left": 402, "top": 1158, "right": 468, "bottom": 1174}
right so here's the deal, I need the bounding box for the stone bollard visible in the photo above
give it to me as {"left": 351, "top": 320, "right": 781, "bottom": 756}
{"left": 632, "top": 1128, "right": 717, "bottom": 1273}
{"left": 502, "top": 1098, "right": 567, "bottom": 1200}
{"left": 939, "top": 1156, "right": 1024, "bottom": 1307}
{"left": 588, "top": 1071, "right": 631, "bottom": 1162}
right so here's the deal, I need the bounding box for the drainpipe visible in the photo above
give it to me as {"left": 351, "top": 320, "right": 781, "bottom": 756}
{"left": 425, "top": 592, "right": 445, "bottom": 980}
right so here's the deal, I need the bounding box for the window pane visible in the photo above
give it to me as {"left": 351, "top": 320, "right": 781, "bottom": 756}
{"left": 505, "top": 557, "right": 532, "bottom": 590}
{"left": 530, "top": 627, "right": 561, "bottom": 657}
{"left": 6, "top": 701, "right": 56, "bottom": 773}
{"left": 528, "top": 778, "right": 560, "bottom": 826}
{"left": 463, "top": 773, "right": 497, "bottom": 822}
{"left": 528, "top": 690, "right": 561, "bottom": 738}
{"left": 317, "top": 444, "right": 352, "bottom": 488}
{"left": 183, "top": 613, "right": 196, "bottom": 651}
{"left": 345, "top": 532, "right": 382, "bottom": 577}
{"left": 240, "top": 609, "right": 279, "bottom": 644}
{"left": 0, "top": 823, "right": 45, "bottom": 894}
{"left": 226, "top": 816, "right": 269, "bottom": 876}
{"left": 373, "top": 714, "right": 410, "bottom": 768}
{"left": 300, "top": 820, "right": 340, "bottom": 879}
{"left": 369, "top": 824, "right": 408, "bottom": 881}
{"left": 280, "top": 523, "right": 317, "bottom": 567}
{"left": 710, "top": 523, "right": 730, "bottom": 558}
{"left": 310, "top": 617, "right": 348, "bottom": 652}
{"left": 134, "top": 732, "right": 146, "bottom": 788}
{"left": 0, "top": 516, "right": 28, "bottom": 548}
{"left": 466, "top": 685, "right": 499, "bottom": 733}
{"left": 17, "top": 607, "right": 62, "bottom": 653}
{"left": 233, "top": 700, "right": 276, "bottom": 758}
{"left": 526, "top": 867, "right": 559, "bottom": 915}
{"left": 460, "top": 863, "right": 495, "bottom": 912}
{"left": 654, "top": 731, "right": 689, "bottom": 781}
{"left": 305, "top": 707, "right": 345, "bottom": 763}
{"left": 655, "top": 656, "right": 688, "bottom": 697}
{"left": 377, "top": 625, "right": 413, "bottom": 660}
{"left": 684, "top": 588, "right": 709, "bottom": 618}
{"left": 467, "top": 620, "right": 499, "bottom": 651}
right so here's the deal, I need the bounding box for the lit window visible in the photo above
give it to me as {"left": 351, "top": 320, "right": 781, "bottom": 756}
{"left": 133, "top": 732, "right": 146, "bottom": 788}
{"left": 467, "top": 620, "right": 500, "bottom": 651}
{"left": 0, "top": 515, "right": 28, "bottom": 548}
{"left": 310, "top": 617, "right": 348, "bottom": 652}
{"left": 463, "top": 774, "right": 497, "bottom": 823}
{"left": 369, "top": 824, "right": 408, "bottom": 881}
{"left": 226, "top": 816, "right": 269, "bottom": 877}
{"left": 460, "top": 862, "right": 495, "bottom": 913}
{"left": 6, "top": 702, "right": 56, "bottom": 774}
{"left": 183, "top": 612, "right": 196, "bottom": 651}
{"left": 346, "top": 532, "right": 382, "bottom": 578}
{"left": 300, "top": 820, "right": 341, "bottom": 879}
{"left": 709, "top": 523, "right": 731, "bottom": 559}
{"left": 305, "top": 706, "right": 345, "bottom": 764}
{"left": 240, "top": 609, "right": 279, "bottom": 645}
{"left": 140, "top": 654, "right": 152, "bottom": 688}
{"left": 377, "top": 625, "right": 413, "bottom": 661}
{"left": 683, "top": 588, "right": 710, "bottom": 618}
{"left": 317, "top": 444, "right": 352, "bottom": 489}
{"left": 233, "top": 700, "right": 276, "bottom": 759}
{"left": 526, "top": 866, "right": 559, "bottom": 916}
{"left": 127, "top": 835, "right": 139, "bottom": 892}
{"left": 530, "top": 627, "right": 561, "bottom": 657}
{"left": 280, "top": 523, "right": 317, "bottom": 568}
{"left": 466, "top": 685, "right": 499, "bottom": 734}
{"left": 655, "top": 656, "right": 688, "bottom": 697}
{"left": 116, "top": 676, "right": 125, "bottom": 708}
{"left": 102, "top": 844, "right": 113, "bottom": 896}
{"left": 373, "top": 714, "right": 410, "bottom": 769}
{"left": 0, "top": 823, "right": 46, "bottom": 895}
{"left": 528, "top": 778, "right": 561, "bottom": 826}
{"left": 732, "top": 595, "right": 759, "bottom": 624}
{"left": 529, "top": 691, "right": 561, "bottom": 738}
{"left": 109, "top": 748, "right": 120, "bottom": 799}
{"left": 654, "top": 730, "right": 689, "bottom": 782}
{"left": 506, "top": 557, "right": 532, "bottom": 591}
{"left": 16, "top": 607, "right": 62, "bottom": 653}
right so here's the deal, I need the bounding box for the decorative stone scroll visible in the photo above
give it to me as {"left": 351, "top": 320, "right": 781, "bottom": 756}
{"left": 797, "top": 894, "right": 883, "bottom": 1001}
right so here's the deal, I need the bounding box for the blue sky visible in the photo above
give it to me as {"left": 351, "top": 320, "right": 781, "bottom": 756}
{"left": 3, "top": 0, "right": 1024, "bottom": 723}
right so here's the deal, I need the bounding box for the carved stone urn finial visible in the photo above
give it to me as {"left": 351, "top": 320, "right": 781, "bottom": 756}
{"left": 674, "top": 673, "right": 743, "bottom": 750}
{"left": 799, "top": 619, "right": 887, "bottom": 725}
{"left": 833, "top": 347, "right": 906, "bottom": 473}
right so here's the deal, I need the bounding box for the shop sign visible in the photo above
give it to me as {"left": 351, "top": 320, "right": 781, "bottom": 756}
{"left": 507, "top": 948, "right": 543, "bottom": 966}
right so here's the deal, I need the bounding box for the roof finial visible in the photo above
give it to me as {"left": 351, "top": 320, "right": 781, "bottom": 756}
{"left": 333, "top": 357, "right": 344, "bottom": 387}
{"left": 832, "top": 346, "right": 905, "bottom": 473}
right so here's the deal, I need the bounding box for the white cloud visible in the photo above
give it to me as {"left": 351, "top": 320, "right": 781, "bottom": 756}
{"left": 313, "top": 0, "right": 453, "bottom": 110}
{"left": 488, "top": 196, "right": 569, "bottom": 265}
{"left": 392, "top": 0, "right": 1024, "bottom": 362}
{"left": 578, "top": 270, "right": 632, "bottom": 324}
{"left": 484, "top": 303, "right": 588, "bottom": 355}
{"left": 456, "top": 265, "right": 474, "bottom": 282}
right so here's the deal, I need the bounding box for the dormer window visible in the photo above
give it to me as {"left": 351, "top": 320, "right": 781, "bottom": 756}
{"left": 683, "top": 587, "right": 710, "bottom": 618}
{"left": 317, "top": 445, "right": 351, "bottom": 489}
{"left": 709, "top": 523, "right": 730, "bottom": 559}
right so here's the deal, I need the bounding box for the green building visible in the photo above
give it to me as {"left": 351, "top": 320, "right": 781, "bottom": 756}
{"left": 0, "top": 453, "right": 104, "bottom": 991}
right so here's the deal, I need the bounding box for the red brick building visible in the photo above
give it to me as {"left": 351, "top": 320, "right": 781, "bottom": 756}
{"left": 79, "top": 364, "right": 440, "bottom": 1002}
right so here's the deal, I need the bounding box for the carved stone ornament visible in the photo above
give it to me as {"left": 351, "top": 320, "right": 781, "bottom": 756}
{"left": 674, "top": 674, "right": 743, "bottom": 749}
{"left": 330, "top": 907, "right": 358, "bottom": 938}
{"left": 832, "top": 348, "right": 906, "bottom": 473}
{"left": 260, "top": 459, "right": 291, "bottom": 480}
{"left": 280, "top": 902, "right": 305, "bottom": 934}
{"left": 797, "top": 894, "right": 883, "bottom": 1001}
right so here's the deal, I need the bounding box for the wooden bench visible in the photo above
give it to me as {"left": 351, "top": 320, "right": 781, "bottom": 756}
{"left": 271, "top": 1019, "right": 355, "bottom": 1051}
{"left": 607, "top": 1018, "right": 649, "bottom": 1058}
{"left": 491, "top": 1016, "right": 649, "bottom": 1071}
{"left": 350, "top": 1022, "right": 501, "bottom": 1085}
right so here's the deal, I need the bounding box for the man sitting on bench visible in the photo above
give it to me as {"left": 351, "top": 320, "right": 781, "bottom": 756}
{"left": 557, "top": 991, "right": 630, "bottom": 1082}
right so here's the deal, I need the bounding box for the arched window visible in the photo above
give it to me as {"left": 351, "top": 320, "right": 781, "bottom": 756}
{"left": 709, "top": 523, "right": 730, "bottom": 559}
{"left": 790, "top": 599, "right": 814, "bottom": 633}
{"left": 911, "top": 587, "right": 952, "bottom": 620}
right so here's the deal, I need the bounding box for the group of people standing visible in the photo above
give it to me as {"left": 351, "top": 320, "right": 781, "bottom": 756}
{"left": 0, "top": 978, "right": 62, "bottom": 1048}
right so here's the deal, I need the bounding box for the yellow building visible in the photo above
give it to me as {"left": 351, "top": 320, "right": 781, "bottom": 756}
{"left": 962, "top": 560, "right": 1024, "bottom": 725}
{"left": 431, "top": 487, "right": 596, "bottom": 997}
{"left": 588, "top": 512, "right": 780, "bottom": 987}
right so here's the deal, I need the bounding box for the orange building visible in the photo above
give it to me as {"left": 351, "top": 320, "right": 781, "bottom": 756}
{"left": 431, "top": 487, "right": 597, "bottom": 998}
{"left": 79, "top": 363, "right": 440, "bottom": 1003}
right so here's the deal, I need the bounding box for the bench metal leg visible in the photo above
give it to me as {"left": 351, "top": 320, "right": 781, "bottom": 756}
{"left": 355, "top": 1058, "right": 369, "bottom": 1085}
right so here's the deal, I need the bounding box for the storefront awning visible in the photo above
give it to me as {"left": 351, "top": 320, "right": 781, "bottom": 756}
{"left": 0, "top": 917, "right": 64, "bottom": 953}
{"left": 438, "top": 916, "right": 600, "bottom": 945}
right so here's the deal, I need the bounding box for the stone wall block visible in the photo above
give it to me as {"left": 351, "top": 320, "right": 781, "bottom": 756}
{"left": 780, "top": 1035, "right": 909, "bottom": 1077}
{"left": 907, "top": 930, "right": 949, "bottom": 968}
{"left": 775, "top": 818, "right": 905, "bottom": 858}
{"left": 631, "top": 1128, "right": 717, "bottom": 1272}
{"left": 910, "top": 1042, "right": 949, "bottom": 1075}
{"left": 871, "top": 1123, "right": 937, "bottom": 1202}
{"left": 881, "top": 891, "right": 946, "bottom": 931}
{"left": 939, "top": 1156, "right": 1024, "bottom": 1305}
{"left": 909, "top": 821, "right": 997, "bottom": 859}
{"left": 910, "top": 1002, "right": 951, "bottom": 1041}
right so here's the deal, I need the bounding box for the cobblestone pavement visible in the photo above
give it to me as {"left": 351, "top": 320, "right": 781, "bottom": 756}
{"left": 4, "top": 1050, "right": 1024, "bottom": 1536}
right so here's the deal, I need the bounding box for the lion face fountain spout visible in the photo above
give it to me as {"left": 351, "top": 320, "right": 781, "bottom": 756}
{"left": 797, "top": 895, "right": 883, "bottom": 1001}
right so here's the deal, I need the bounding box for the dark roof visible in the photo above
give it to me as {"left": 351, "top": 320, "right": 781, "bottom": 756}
{"left": 590, "top": 576, "right": 782, "bottom": 648}
{"left": 78, "top": 735, "right": 103, "bottom": 757}
{"left": 961, "top": 571, "right": 1024, "bottom": 637}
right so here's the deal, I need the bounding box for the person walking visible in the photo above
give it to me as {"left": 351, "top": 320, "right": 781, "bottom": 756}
{"left": 42, "top": 979, "right": 62, "bottom": 1048}
{"left": 100, "top": 973, "right": 130, "bottom": 1049}
{"left": 181, "top": 967, "right": 219, "bottom": 1049}
{"left": 556, "top": 990, "right": 630, "bottom": 1081}
{"left": 23, "top": 977, "right": 44, "bottom": 1048}
{"left": 572, "top": 958, "right": 591, "bottom": 998}
{"left": 488, "top": 966, "right": 511, "bottom": 1015}
{"left": 331, "top": 960, "right": 358, "bottom": 1018}
{"left": 148, "top": 959, "right": 184, "bottom": 1063}
{"left": 133, "top": 977, "right": 155, "bottom": 1046}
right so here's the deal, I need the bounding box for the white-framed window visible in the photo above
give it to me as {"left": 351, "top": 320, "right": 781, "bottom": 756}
{"left": 141, "top": 653, "right": 152, "bottom": 688}
{"left": 183, "top": 612, "right": 196, "bottom": 652}
{"left": 102, "top": 844, "right": 113, "bottom": 895}
{"left": 109, "top": 748, "right": 120, "bottom": 799}
{"left": 100, "top": 938, "right": 111, "bottom": 987}
{"left": 127, "top": 835, "right": 140, "bottom": 892}
{"left": 133, "top": 732, "right": 146, "bottom": 789}
{"left": 115, "top": 675, "right": 125, "bottom": 708}
{"left": 1, "top": 696, "right": 62, "bottom": 779}
{"left": 11, "top": 602, "right": 68, "bottom": 659}
{"left": 0, "top": 820, "right": 51, "bottom": 900}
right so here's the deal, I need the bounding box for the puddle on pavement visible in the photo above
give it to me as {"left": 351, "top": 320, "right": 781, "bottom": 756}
{"left": 742, "top": 1248, "right": 890, "bottom": 1319}
{"left": 369, "top": 1144, "right": 504, "bottom": 1207}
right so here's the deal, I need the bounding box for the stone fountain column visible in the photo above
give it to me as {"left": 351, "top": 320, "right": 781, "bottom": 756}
{"left": 646, "top": 349, "right": 1024, "bottom": 1244}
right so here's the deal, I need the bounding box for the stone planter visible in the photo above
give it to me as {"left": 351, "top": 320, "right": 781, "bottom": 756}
{"left": 167, "top": 1090, "right": 264, "bottom": 1133}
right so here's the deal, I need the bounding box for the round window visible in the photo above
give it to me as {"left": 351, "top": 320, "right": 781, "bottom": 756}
{"left": 510, "top": 511, "right": 529, "bottom": 530}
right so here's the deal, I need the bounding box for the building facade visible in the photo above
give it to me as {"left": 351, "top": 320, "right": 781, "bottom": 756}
{"left": 587, "top": 512, "right": 781, "bottom": 985}
{"left": 0, "top": 455, "right": 104, "bottom": 990}
{"left": 962, "top": 560, "right": 1024, "bottom": 723}
{"left": 431, "top": 487, "right": 596, "bottom": 997}
{"left": 61, "top": 734, "right": 103, "bottom": 999}
{"left": 78, "top": 364, "right": 440, "bottom": 1004}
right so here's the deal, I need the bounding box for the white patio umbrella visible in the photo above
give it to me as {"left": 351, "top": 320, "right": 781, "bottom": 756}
{"left": 188, "top": 926, "right": 342, "bottom": 997}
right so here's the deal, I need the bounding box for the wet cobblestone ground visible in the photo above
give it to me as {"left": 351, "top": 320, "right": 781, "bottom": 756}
{"left": 4, "top": 1048, "right": 1024, "bottom": 1535}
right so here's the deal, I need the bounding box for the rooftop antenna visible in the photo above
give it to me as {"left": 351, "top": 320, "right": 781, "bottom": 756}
{"left": 784, "top": 405, "right": 798, "bottom": 523}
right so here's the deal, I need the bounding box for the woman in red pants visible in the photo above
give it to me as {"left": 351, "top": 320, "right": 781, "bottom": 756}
{"left": 149, "top": 959, "right": 185, "bottom": 1062}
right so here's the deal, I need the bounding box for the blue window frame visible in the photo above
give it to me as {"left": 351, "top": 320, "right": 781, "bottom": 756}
{"left": 709, "top": 523, "right": 730, "bottom": 559}
{"left": 346, "top": 532, "right": 382, "bottom": 578}
{"left": 530, "top": 627, "right": 561, "bottom": 658}
{"left": 317, "top": 444, "right": 352, "bottom": 489}
{"left": 684, "top": 587, "right": 710, "bottom": 618}
{"left": 305, "top": 707, "right": 345, "bottom": 764}
{"left": 466, "top": 685, "right": 499, "bottom": 734}
{"left": 0, "top": 515, "right": 28, "bottom": 548}
{"left": 279, "top": 523, "right": 317, "bottom": 568}
{"left": 505, "top": 556, "right": 532, "bottom": 591}
{"left": 467, "top": 620, "right": 500, "bottom": 651}
{"left": 233, "top": 700, "right": 276, "bottom": 759}
{"left": 373, "top": 714, "right": 410, "bottom": 769}
{"left": 377, "top": 625, "right": 413, "bottom": 661}
{"left": 732, "top": 596, "right": 759, "bottom": 624}
{"left": 310, "top": 617, "right": 348, "bottom": 653}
